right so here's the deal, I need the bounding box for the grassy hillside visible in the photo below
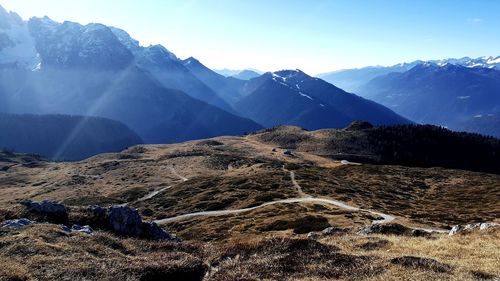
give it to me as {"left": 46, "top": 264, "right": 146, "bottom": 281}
{"left": 254, "top": 122, "right": 500, "bottom": 174}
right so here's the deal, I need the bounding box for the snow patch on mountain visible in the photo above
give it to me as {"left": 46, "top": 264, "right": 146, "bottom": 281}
{"left": 0, "top": 9, "right": 40, "bottom": 70}
{"left": 299, "top": 92, "right": 313, "bottom": 100}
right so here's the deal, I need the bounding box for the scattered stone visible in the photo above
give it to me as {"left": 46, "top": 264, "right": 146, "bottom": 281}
{"left": 306, "top": 232, "right": 320, "bottom": 240}
{"left": 322, "top": 226, "right": 348, "bottom": 236}
{"left": 479, "top": 223, "right": 500, "bottom": 231}
{"left": 1, "top": 218, "right": 35, "bottom": 229}
{"left": 60, "top": 225, "right": 71, "bottom": 232}
{"left": 449, "top": 222, "right": 500, "bottom": 236}
{"left": 390, "top": 256, "right": 453, "bottom": 273}
{"left": 71, "top": 225, "right": 93, "bottom": 235}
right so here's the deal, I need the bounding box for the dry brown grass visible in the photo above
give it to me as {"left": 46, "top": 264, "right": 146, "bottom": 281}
{"left": 295, "top": 164, "right": 500, "bottom": 227}
{"left": 1, "top": 132, "right": 499, "bottom": 280}
{"left": 163, "top": 202, "right": 372, "bottom": 242}
{"left": 0, "top": 224, "right": 499, "bottom": 280}
{"left": 0, "top": 224, "right": 206, "bottom": 281}
{"left": 204, "top": 236, "right": 384, "bottom": 281}
{"left": 318, "top": 230, "right": 500, "bottom": 281}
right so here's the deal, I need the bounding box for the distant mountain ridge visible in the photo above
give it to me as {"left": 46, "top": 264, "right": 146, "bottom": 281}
{"left": 214, "top": 68, "right": 263, "bottom": 78}
{"left": 233, "top": 69, "right": 412, "bottom": 129}
{"left": 182, "top": 57, "right": 247, "bottom": 105}
{"left": 318, "top": 56, "right": 500, "bottom": 93}
{"left": 181, "top": 56, "right": 412, "bottom": 129}
{"left": 357, "top": 63, "right": 500, "bottom": 137}
{"left": 110, "top": 27, "right": 234, "bottom": 112}
{"left": 231, "top": 69, "right": 261, "bottom": 80}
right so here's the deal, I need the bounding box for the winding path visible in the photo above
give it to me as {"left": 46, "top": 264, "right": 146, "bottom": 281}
{"left": 169, "top": 166, "right": 188, "bottom": 182}
{"left": 151, "top": 166, "right": 448, "bottom": 233}
{"left": 120, "top": 166, "right": 188, "bottom": 207}
{"left": 155, "top": 167, "right": 396, "bottom": 225}
{"left": 155, "top": 197, "right": 395, "bottom": 224}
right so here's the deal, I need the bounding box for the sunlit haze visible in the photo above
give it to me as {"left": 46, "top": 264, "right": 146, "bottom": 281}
{"left": 1, "top": 0, "right": 499, "bottom": 74}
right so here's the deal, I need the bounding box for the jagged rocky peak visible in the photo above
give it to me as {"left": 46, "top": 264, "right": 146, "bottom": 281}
{"left": 27, "top": 17, "right": 134, "bottom": 69}
{"left": 183, "top": 56, "right": 201, "bottom": 65}
{"left": 144, "top": 44, "right": 177, "bottom": 60}
{"left": 0, "top": 5, "right": 23, "bottom": 28}
{"left": 110, "top": 26, "right": 140, "bottom": 51}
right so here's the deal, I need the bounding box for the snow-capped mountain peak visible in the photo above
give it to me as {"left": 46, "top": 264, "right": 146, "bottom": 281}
{"left": 0, "top": 9, "right": 40, "bottom": 70}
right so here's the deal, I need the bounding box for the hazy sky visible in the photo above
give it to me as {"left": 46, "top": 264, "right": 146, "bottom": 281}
{"left": 1, "top": 0, "right": 499, "bottom": 74}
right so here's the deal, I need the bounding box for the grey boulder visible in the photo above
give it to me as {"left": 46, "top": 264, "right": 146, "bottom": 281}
{"left": 1, "top": 218, "right": 35, "bottom": 229}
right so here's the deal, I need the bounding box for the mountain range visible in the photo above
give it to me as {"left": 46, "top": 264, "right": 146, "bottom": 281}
{"left": 0, "top": 6, "right": 262, "bottom": 147}
{"left": 357, "top": 63, "right": 500, "bottom": 137}
{"left": 182, "top": 58, "right": 411, "bottom": 128}
{"left": 0, "top": 4, "right": 411, "bottom": 152}
{"left": 319, "top": 56, "right": 500, "bottom": 93}
{"left": 1, "top": 3, "right": 498, "bottom": 159}
{"left": 233, "top": 70, "right": 411, "bottom": 129}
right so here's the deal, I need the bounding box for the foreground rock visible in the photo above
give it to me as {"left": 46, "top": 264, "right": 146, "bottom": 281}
{"left": 107, "top": 206, "right": 177, "bottom": 240}
{"left": 21, "top": 200, "right": 68, "bottom": 223}
{"left": 19, "top": 201, "right": 177, "bottom": 241}
{"left": 449, "top": 223, "right": 500, "bottom": 236}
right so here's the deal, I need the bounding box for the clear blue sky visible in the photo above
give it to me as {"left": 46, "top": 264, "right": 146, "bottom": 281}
{"left": 1, "top": 0, "right": 499, "bottom": 74}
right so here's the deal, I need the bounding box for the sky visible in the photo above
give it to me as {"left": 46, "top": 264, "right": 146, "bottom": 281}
{"left": 1, "top": 0, "right": 499, "bottom": 74}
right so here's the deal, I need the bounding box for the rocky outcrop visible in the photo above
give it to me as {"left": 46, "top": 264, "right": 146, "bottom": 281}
{"left": 21, "top": 200, "right": 68, "bottom": 223}
{"left": 449, "top": 223, "right": 500, "bottom": 236}
{"left": 19, "top": 201, "right": 176, "bottom": 240}
{"left": 100, "top": 206, "right": 178, "bottom": 241}
{"left": 108, "top": 206, "right": 143, "bottom": 237}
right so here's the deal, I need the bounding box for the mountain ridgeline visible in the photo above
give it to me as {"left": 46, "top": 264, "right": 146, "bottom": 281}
{"left": 234, "top": 70, "right": 412, "bottom": 129}
{"left": 0, "top": 9, "right": 262, "bottom": 146}
{"left": 319, "top": 56, "right": 500, "bottom": 93}
{"left": 1, "top": 4, "right": 498, "bottom": 162}
{"left": 0, "top": 113, "right": 142, "bottom": 160}
{"left": 182, "top": 60, "right": 412, "bottom": 129}
{"left": 357, "top": 63, "right": 500, "bottom": 137}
